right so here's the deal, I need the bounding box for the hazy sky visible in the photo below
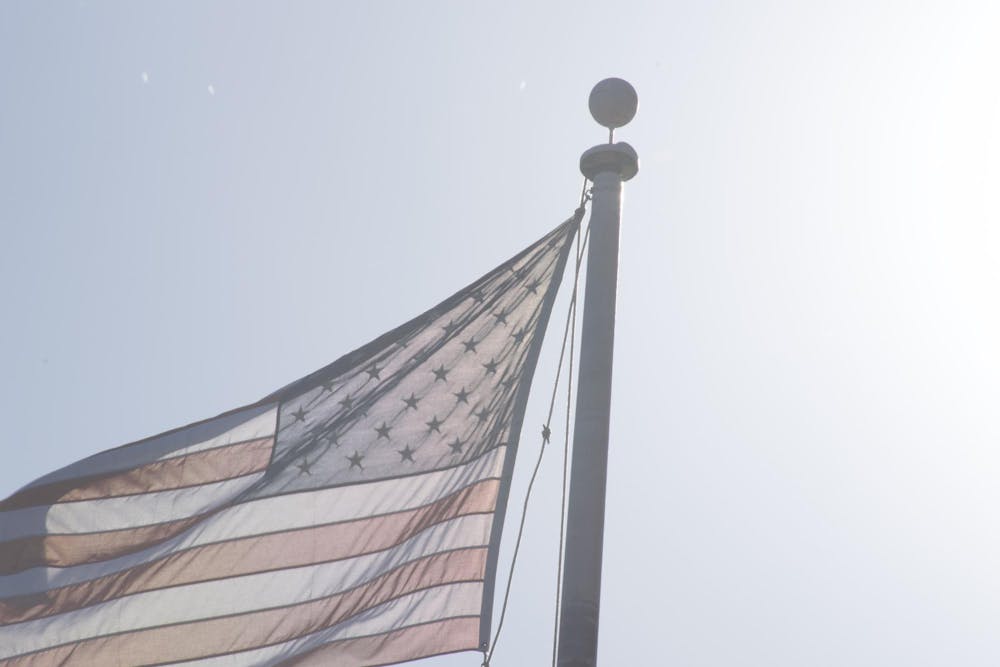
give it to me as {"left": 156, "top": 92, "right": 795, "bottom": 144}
{"left": 2, "top": 2, "right": 1000, "bottom": 665}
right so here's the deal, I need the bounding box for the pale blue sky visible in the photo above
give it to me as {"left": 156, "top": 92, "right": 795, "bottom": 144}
{"left": 2, "top": 2, "right": 1000, "bottom": 665}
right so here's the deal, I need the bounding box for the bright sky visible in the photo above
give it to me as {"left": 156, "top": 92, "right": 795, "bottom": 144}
{"left": 2, "top": 2, "right": 1000, "bottom": 665}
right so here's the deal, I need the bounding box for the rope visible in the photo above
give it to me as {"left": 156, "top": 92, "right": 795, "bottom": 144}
{"left": 550, "top": 220, "right": 582, "bottom": 666}
{"left": 483, "top": 181, "right": 591, "bottom": 666}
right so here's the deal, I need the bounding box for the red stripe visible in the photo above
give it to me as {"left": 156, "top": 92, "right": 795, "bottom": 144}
{"left": 0, "top": 438, "right": 274, "bottom": 512}
{"left": 287, "top": 616, "right": 480, "bottom": 667}
{"left": 0, "top": 514, "right": 207, "bottom": 576}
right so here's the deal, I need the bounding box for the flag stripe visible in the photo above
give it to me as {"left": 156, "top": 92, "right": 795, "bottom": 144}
{"left": 182, "top": 583, "right": 483, "bottom": 667}
{"left": 1, "top": 445, "right": 505, "bottom": 589}
{"left": 0, "top": 514, "right": 205, "bottom": 575}
{"left": 0, "top": 438, "right": 274, "bottom": 512}
{"left": 175, "top": 585, "right": 482, "bottom": 667}
{"left": 2, "top": 569, "right": 484, "bottom": 666}
{"left": 1, "top": 474, "right": 268, "bottom": 541}
{"left": 0, "top": 515, "right": 492, "bottom": 657}
{"left": 282, "top": 617, "right": 479, "bottom": 667}
{"left": 14, "top": 405, "right": 278, "bottom": 494}
{"left": 0, "top": 479, "right": 500, "bottom": 624}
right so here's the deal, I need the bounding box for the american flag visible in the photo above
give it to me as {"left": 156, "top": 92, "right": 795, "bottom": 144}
{"left": 0, "top": 218, "right": 578, "bottom": 666}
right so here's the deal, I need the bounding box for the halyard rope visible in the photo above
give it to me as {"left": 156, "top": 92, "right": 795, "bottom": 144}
{"left": 551, "top": 211, "right": 583, "bottom": 666}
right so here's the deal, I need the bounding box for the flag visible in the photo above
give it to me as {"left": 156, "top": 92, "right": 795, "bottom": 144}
{"left": 0, "top": 218, "right": 578, "bottom": 666}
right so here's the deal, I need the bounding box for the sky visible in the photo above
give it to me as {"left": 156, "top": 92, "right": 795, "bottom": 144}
{"left": 2, "top": 1, "right": 1000, "bottom": 665}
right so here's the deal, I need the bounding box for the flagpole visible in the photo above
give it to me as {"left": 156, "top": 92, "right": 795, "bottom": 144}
{"left": 556, "top": 79, "right": 638, "bottom": 667}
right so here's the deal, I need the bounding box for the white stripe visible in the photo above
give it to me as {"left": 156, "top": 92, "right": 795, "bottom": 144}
{"left": 12, "top": 404, "right": 278, "bottom": 494}
{"left": 0, "top": 472, "right": 266, "bottom": 541}
{"left": 176, "top": 582, "right": 483, "bottom": 667}
{"left": 1, "top": 446, "right": 506, "bottom": 597}
{"left": 0, "top": 515, "right": 491, "bottom": 658}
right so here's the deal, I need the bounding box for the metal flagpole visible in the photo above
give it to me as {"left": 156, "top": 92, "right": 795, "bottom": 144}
{"left": 556, "top": 78, "right": 639, "bottom": 667}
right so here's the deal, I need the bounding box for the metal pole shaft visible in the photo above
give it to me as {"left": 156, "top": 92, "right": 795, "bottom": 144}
{"left": 557, "top": 143, "right": 637, "bottom": 667}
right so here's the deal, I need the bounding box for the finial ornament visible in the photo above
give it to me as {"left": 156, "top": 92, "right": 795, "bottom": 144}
{"left": 588, "top": 78, "right": 638, "bottom": 133}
